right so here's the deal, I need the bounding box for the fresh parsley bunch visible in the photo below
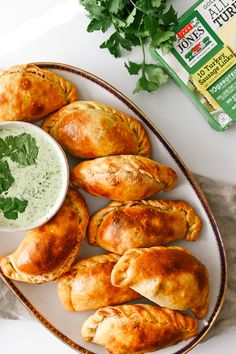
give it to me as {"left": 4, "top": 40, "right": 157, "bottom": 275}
{"left": 80, "top": 0, "right": 178, "bottom": 93}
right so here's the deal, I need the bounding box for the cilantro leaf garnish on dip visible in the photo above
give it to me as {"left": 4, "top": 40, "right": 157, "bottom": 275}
{"left": 0, "top": 122, "right": 69, "bottom": 231}
{"left": 0, "top": 132, "right": 39, "bottom": 220}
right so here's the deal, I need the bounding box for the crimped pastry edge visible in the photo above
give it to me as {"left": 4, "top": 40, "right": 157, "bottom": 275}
{"left": 0, "top": 189, "right": 89, "bottom": 284}
{"left": 41, "top": 100, "right": 151, "bottom": 158}
{"left": 88, "top": 199, "right": 202, "bottom": 247}
{"left": 81, "top": 303, "right": 199, "bottom": 343}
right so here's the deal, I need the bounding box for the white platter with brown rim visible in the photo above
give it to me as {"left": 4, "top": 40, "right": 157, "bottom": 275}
{"left": 0, "top": 62, "right": 227, "bottom": 354}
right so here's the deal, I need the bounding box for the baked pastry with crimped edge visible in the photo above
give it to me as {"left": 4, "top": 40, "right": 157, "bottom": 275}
{"left": 0, "top": 188, "right": 89, "bottom": 283}
{"left": 111, "top": 246, "right": 209, "bottom": 319}
{"left": 41, "top": 101, "right": 151, "bottom": 158}
{"left": 88, "top": 199, "right": 202, "bottom": 254}
{"left": 57, "top": 253, "right": 140, "bottom": 311}
{"left": 71, "top": 155, "right": 177, "bottom": 201}
{"left": 81, "top": 304, "right": 198, "bottom": 354}
{"left": 0, "top": 64, "right": 77, "bottom": 122}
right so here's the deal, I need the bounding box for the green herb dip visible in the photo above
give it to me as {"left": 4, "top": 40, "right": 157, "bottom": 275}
{"left": 0, "top": 123, "right": 68, "bottom": 230}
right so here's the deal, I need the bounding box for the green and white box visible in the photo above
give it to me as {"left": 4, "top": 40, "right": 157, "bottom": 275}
{"left": 151, "top": 0, "right": 236, "bottom": 131}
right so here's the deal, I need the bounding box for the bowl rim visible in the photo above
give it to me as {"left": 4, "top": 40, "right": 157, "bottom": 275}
{"left": 0, "top": 120, "right": 70, "bottom": 232}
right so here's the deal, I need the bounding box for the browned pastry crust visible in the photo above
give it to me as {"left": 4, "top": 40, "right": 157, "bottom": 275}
{"left": 111, "top": 246, "right": 209, "bottom": 319}
{"left": 57, "top": 253, "right": 140, "bottom": 311}
{"left": 88, "top": 200, "right": 202, "bottom": 254}
{"left": 81, "top": 304, "right": 198, "bottom": 354}
{"left": 71, "top": 155, "right": 177, "bottom": 201}
{"left": 0, "top": 64, "right": 77, "bottom": 122}
{"left": 0, "top": 188, "right": 89, "bottom": 283}
{"left": 41, "top": 101, "right": 150, "bottom": 158}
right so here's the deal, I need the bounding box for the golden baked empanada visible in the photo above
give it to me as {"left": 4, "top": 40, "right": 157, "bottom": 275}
{"left": 0, "top": 64, "right": 77, "bottom": 122}
{"left": 111, "top": 246, "right": 209, "bottom": 319}
{"left": 41, "top": 101, "right": 150, "bottom": 158}
{"left": 71, "top": 155, "right": 177, "bottom": 201}
{"left": 88, "top": 200, "right": 202, "bottom": 254}
{"left": 81, "top": 304, "right": 198, "bottom": 353}
{"left": 57, "top": 253, "right": 140, "bottom": 311}
{"left": 0, "top": 188, "right": 89, "bottom": 283}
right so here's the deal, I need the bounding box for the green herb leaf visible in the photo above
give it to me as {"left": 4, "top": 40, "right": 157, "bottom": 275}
{"left": 134, "top": 75, "right": 157, "bottom": 93}
{"left": 125, "top": 7, "right": 136, "bottom": 27}
{"left": 100, "top": 32, "right": 132, "bottom": 57}
{"left": 124, "top": 33, "right": 140, "bottom": 46}
{"left": 0, "top": 133, "right": 36, "bottom": 220}
{"left": 87, "top": 18, "right": 112, "bottom": 32}
{"left": 124, "top": 11, "right": 145, "bottom": 36}
{"left": 143, "top": 15, "right": 160, "bottom": 36}
{"left": 134, "top": 64, "right": 168, "bottom": 93}
{"left": 125, "top": 61, "right": 142, "bottom": 75}
{"left": 80, "top": 0, "right": 106, "bottom": 18}
{"left": 162, "top": 5, "right": 178, "bottom": 26}
{"left": 0, "top": 138, "right": 7, "bottom": 159}
{"left": 136, "top": 0, "right": 151, "bottom": 12}
{"left": 5, "top": 133, "right": 39, "bottom": 166}
{"left": 111, "top": 15, "right": 126, "bottom": 28}
{"left": 151, "top": 0, "right": 162, "bottom": 8}
{"left": 151, "top": 29, "right": 175, "bottom": 48}
{"left": 108, "top": 0, "right": 127, "bottom": 13}
{"left": 145, "top": 64, "right": 168, "bottom": 86}
{"left": 0, "top": 160, "right": 14, "bottom": 194}
{"left": 0, "top": 196, "right": 28, "bottom": 220}
{"left": 100, "top": 32, "right": 121, "bottom": 57}
{"left": 161, "top": 40, "right": 175, "bottom": 54}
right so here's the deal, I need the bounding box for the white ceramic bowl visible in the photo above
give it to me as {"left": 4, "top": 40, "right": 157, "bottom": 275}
{"left": 0, "top": 121, "right": 69, "bottom": 232}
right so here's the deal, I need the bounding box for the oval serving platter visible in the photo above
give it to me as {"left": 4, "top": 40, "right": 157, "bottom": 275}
{"left": 0, "top": 62, "right": 227, "bottom": 354}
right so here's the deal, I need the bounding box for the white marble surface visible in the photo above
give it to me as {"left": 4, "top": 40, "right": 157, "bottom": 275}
{"left": 0, "top": 0, "right": 235, "bottom": 353}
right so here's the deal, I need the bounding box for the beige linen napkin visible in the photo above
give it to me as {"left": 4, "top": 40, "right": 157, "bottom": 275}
{"left": 194, "top": 174, "right": 236, "bottom": 340}
{"left": 0, "top": 174, "right": 235, "bottom": 340}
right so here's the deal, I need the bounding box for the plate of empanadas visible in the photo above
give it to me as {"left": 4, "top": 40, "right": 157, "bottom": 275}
{"left": 0, "top": 63, "right": 226, "bottom": 354}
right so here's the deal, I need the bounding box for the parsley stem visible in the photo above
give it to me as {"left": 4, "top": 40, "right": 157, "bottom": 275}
{"left": 129, "top": 0, "right": 139, "bottom": 11}
{"left": 139, "top": 37, "right": 146, "bottom": 76}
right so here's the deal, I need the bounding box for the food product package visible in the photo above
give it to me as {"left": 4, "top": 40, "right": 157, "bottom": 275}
{"left": 151, "top": 0, "right": 236, "bottom": 131}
